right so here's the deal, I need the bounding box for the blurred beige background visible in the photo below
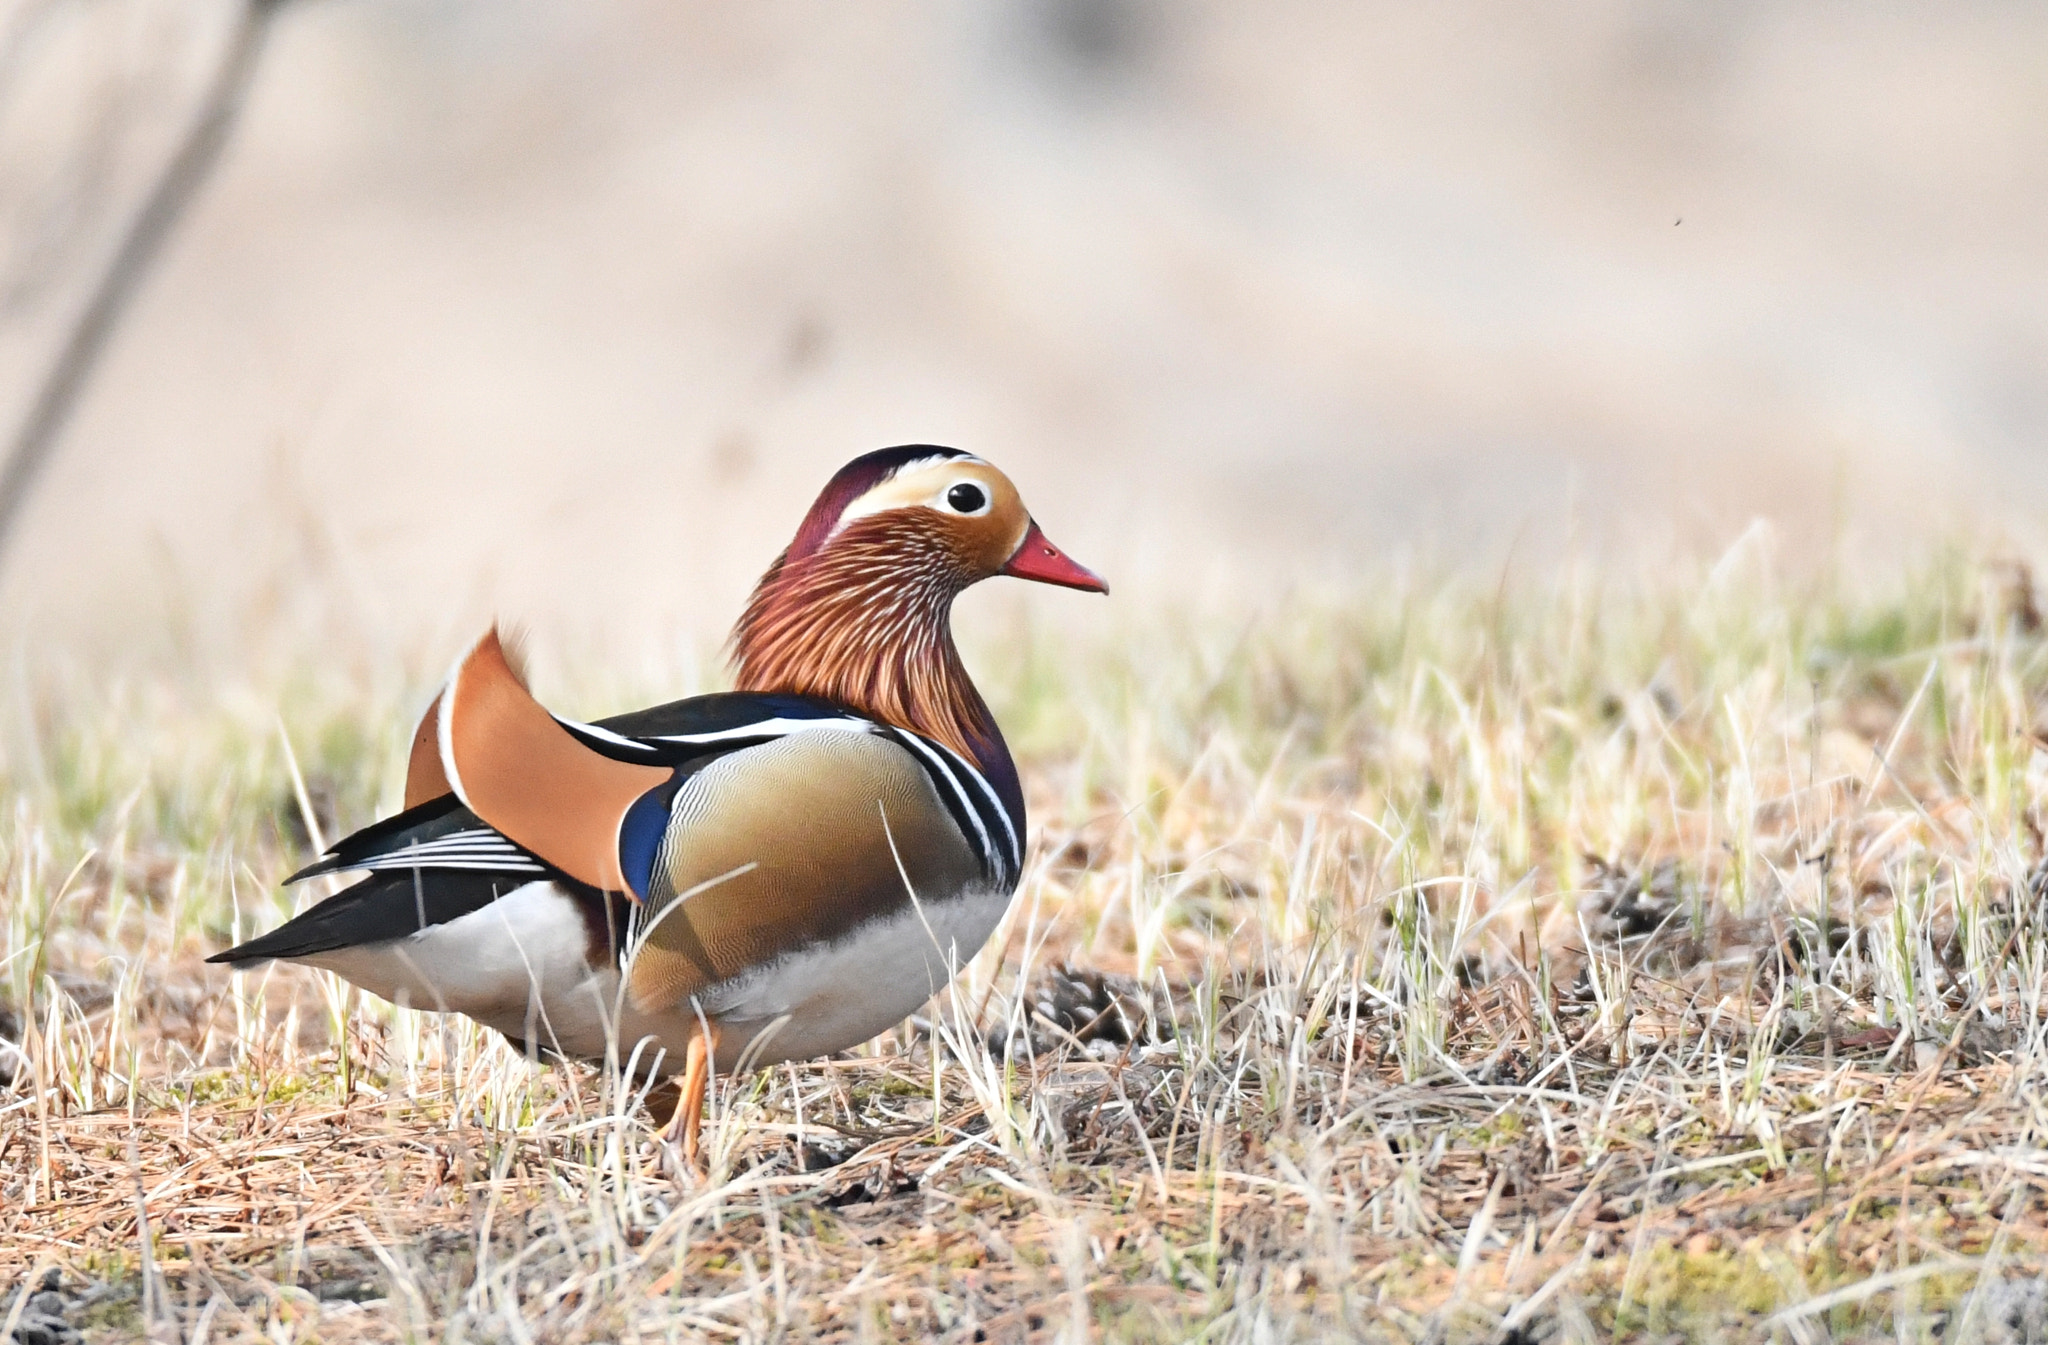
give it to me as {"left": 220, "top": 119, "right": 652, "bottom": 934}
{"left": 1, "top": 0, "right": 2045, "bottom": 667}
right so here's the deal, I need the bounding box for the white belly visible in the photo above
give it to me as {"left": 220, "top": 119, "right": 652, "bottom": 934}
{"left": 302, "top": 879, "right": 1015, "bottom": 1078}
{"left": 305, "top": 881, "right": 698, "bottom": 1067}
{"left": 690, "top": 884, "right": 1014, "bottom": 1071}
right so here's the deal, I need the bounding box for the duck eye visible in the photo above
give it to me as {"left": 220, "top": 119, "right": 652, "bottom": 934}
{"left": 945, "top": 483, "right": 987, "bottom": 513}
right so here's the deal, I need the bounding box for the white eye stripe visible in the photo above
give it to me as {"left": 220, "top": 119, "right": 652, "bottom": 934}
{"left": 834, "top": 455, "right": 992, "bottom": 529}
{"left": 889, "top": 454, "right": 978, "bottom": 480}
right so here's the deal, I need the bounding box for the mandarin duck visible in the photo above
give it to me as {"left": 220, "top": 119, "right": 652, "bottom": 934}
{"left": 209, "top": 447, "right": 1105, "bottom": 1160}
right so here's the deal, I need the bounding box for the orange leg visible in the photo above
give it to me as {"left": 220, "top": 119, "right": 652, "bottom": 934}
{"left": 663, "top": 1028, "right": 718, "bottom": 1168}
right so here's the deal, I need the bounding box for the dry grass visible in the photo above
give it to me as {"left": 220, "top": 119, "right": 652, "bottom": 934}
{"left": 9, "top": 537, "right": 2048, "bottom": 1342}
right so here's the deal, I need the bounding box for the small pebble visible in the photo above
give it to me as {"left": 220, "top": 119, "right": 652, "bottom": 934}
{"left": 11, "top": 1317, "right": 80, "bottom": 1345}
{"left": 8, "top": 1270, "right": 81, "bottom": 1345}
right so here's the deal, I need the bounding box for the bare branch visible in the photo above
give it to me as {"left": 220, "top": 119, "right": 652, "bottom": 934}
{"left": 0, "top": 0, "right": 289, "bottom": 567}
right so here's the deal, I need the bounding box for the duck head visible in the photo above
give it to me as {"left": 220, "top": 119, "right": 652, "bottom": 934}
{"left": 774, "top": 446, "right": 1107, "bottom": 594}
{"left": 731, "top": 446, "right": 1106, "bottom": 786}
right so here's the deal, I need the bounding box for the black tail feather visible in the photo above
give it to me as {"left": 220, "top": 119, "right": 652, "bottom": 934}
{"left": 208, "top": 867, "right": 536, "bottom": 964}
{"left": 283, "top": 793, "right": 469, "bottom": 884}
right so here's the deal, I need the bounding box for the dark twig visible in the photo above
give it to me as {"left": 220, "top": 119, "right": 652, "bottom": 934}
{"left": 0, "top": 0, "right": 288, "bottom": 564}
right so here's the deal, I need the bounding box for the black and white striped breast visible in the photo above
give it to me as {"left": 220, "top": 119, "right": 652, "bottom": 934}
{"left": 873, "top": 726, "right": 1020, "bottom": 888}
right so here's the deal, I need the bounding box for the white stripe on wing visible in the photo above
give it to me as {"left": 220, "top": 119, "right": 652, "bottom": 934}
{"left": 646, "top": 715, "right": 879, "bottom": 746}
